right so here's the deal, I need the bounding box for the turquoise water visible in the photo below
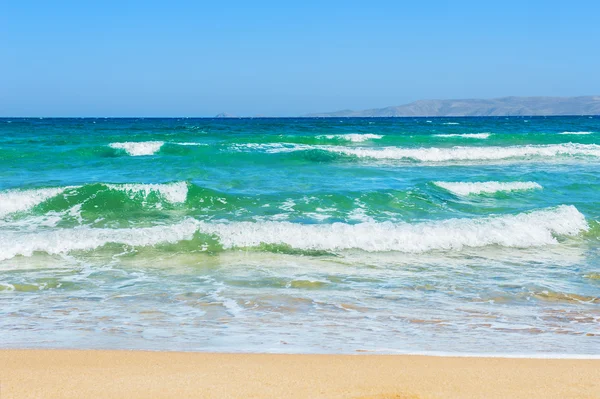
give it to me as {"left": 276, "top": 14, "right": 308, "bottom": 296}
{"left": 1, "top": 116, "right": 599, "bottom": 355}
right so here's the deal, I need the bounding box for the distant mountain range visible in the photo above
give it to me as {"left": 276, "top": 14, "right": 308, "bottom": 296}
{"left": 305, "top": 96, "right": 600, "bottom": 117}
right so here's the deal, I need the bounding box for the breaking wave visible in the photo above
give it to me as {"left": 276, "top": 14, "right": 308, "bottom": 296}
{"left": 232, "top": 143, "right": 310, "bottom": 153}
{"left": 0, "top": 219, "right": 199, "bottom": 261}
{"left": 0, "top": 187, "right": 72, "bottom": 218}
{"left": 0, "top": 183, "right": 189, "bottom": 218}
{"left": 109, "top": 141, "right": 164, "bottom": 156}
{"left": 196, "top": 206, "right": 585, "bottom": 252}
{"left": 317, "top": 134, "right": 383, "bottom": 142}
{"left": 235, "top": 143, "right": 600, "bottom": 162}
{"left": 105, "top": 182, "right": 188, "bottom": 204}
{"left": 434, "top": 181, "right": 542, "bottom": 196}
{"left": 320, "top": 143, "right": 600, "bottom": 162}
{"left": 434, "top": 133, "right": 491, "bottom": 139}
{"left": 0, "top": 206, "right": 587, "bottom": 260}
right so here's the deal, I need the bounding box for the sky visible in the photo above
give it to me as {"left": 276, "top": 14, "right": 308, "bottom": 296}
{"left": 1, "top": 0, "right": 599, "bottom": 117}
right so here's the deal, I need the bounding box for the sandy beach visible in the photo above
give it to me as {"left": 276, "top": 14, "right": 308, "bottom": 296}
{"left": 0, "top": 350, "right": 598, "bottom": 398}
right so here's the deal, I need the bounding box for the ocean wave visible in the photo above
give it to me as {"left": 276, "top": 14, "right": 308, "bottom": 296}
{"left": 108, "top": 141, "right": 164, "bottom": 156}
{"left": 174, "top": 142, "right": 208, "bottom": 146}
{"left": 0, "top": 187, "right": 73, "bottom": 218}
{"left": 196, "top": 206, "right": 586, "bottom": 252}
{"left": 105, "top": 182, "right": 188, "bottom": 204}
{"left": 0, "top": 182, "right": 189, "bottom": 218}
{"left": 434, "top": 133, "right": 491, "bottom": 139}
{"left": 0, "top": 219, "right": 200, "bottom": 261}
{"left": 442, "top": 122, "right": 460, "bottom": 125}
{"left": 1, "top": 206, "right": 585, "bottom": 260}
{"left": 322, "top": 143, "right": 600, "bottom": 162}
{"left": 434, "top": 181, "right": 542, "bottom": 196}
{"left": 317, "top": 134, "right": 383, "bottom": 142}
{"left": 559, "top": 131, "right": 593, "bottom": 135}
{"left": 234, "top": 143, "right": 600, "bottom": 162}
{"left": 233, "top": 143, "right": 311, "bottom": 153}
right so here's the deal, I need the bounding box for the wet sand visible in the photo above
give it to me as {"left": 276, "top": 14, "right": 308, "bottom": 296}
{"left": 1, "top": 350, "right": 598, "bottom": 398}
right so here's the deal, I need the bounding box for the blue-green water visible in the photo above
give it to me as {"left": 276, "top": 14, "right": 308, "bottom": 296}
{"left": 1, "top": 116, "right": 599, "bottom": 355}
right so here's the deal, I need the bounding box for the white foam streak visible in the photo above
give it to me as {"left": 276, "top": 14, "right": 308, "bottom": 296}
{"left": 324, "top": 143, "right": 600, "bottom": 162}
{"left": 237, "top": 143, "right": 600, "bottom": 162}
{"left": 434, "top": 133, "right": 491, "bottom": 139}
{"left": 197, "top": 205, "right": 586, "bottom": 253}
{"left": 109, "top": 141, "right": 164, "bottom": 156}
{"left": 105, "top": 182, "right": 188, "bottom": 204}
{"left": 434, "top": 181, "right": 542, "bottom": 196}
{"left": 319, "top": 134, "right": 383, "bottom": 142}
{"left": 175, "top": 142, "right": 208, "bottom": 146}
{"left": 0, "top": 219, "right": 199, "bottom": 261}
{"left": 234, "top": 143, "right": 311, "bottom": 153}
{"left": 559, "top": 131, "right": 593, "bottom": 135}
{"left": 0, "top": 188, "right": 71, "bottom": 218}
{"left": 0, "top": 206, "right": 586, "bottom": 260}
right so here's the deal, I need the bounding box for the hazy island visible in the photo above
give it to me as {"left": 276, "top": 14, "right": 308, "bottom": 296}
{"left": 306, "top": 96, "right": 600, "bottom": 117}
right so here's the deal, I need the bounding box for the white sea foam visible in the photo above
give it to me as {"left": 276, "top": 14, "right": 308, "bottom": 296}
{"left": 321, "top": 143, "right": 600, "bottom": 162}
{"left": 237, "top": 143, "right": 600, "bottom": 162}
{"left": 175, "top": 142, "right": 208, "bottom": 146}
{"left": 108, "top": 141, "right": 164, "bottom": 156}
{"left": 434, "top": 181, "right": 542, "bottom": 196}
{"left": 0, "top": 206, "right": 586, "bottom": 260}
{"left": 0, "top": 187, "right": 72, "bottom": 218}
{"left": 196, "top": 205, "right": 586, "bottom": 253}
{"left": 105, "top": 182, "right": 188, "bottom": 204}
{"left": 347, "top": 199, "right": 374, "bottom": 222}
{"left": 233, "top": 143, "right": 314, "bottom": 153}
{"left": 279, "top": 199, "right": 296, "bottom": 212}
{"left": 318, "top": 134, "right": 383, "bottom": 142}
{"left": 443, "top": 122, "right": 460, "bottom": 125}
{"left": 559, "top": 131, "right": 593, "bottom": 135}
{"left": 434, "top": 133, "right": 491, "bottom": 139}
{"left": 0, "top": 219, "right": 199, "bottom": 261}
{"left": 347, "top": 208, "right": 375, "bottom": 223}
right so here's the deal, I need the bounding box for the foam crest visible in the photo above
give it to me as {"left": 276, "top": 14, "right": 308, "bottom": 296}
{"left": 0, "top": 206, "right": 586, "bottom": 260}
{"left": 0, "top": 219, "right": 199, "bottom": 261}
{"left": 197, "top": 206, "right": 586, "bottom": 253}
{"left": 559, "top": 131, "right": 593, "bottom": 135}
{"left": 323, "top": 143, "right": 600, "bottom": 162}
{"left": 105, "top": 182, "right": 188, "bottom": 204}
{"left": 236, "top": 143, "right": 600, "bottom": 162}
{"left": 434, "top": 133, "right": 491, "bottom": 139}
{"left": 233, "top": 143, "right": 312, "bottom": 153}
{"left": 109, "top": 141, "right": 164, "bottom": 156}
{"left": 434, "top": 181, "right": 542, "bottom": 196}
{"left": 318, "top": 134, "right": 383, "bottom": 142}
{"left": 0, "top": 187, "right": 71, "bottom": 218}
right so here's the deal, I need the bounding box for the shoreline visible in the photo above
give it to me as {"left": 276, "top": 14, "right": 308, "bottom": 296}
{"left": 1, "top": 349, "right": 599, "bottom": 398}
{"left": 3, "top": 346, "right": 600, "bottom": 359}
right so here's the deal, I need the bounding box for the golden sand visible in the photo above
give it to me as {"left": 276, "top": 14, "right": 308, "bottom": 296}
{"left": 0, "top": 350, "right": 598, "bottom": 398}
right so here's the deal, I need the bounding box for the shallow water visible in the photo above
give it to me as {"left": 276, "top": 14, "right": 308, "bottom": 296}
{"left": 1, "top": 116, "right": 599, "bottom": 355}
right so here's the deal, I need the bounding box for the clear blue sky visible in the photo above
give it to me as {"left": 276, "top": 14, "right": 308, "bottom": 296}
{"left": 1, "top": 0, "right": 599, "bottom": 116}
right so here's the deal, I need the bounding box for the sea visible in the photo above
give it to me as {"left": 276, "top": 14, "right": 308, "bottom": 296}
{"left": 0, "top": 116, "right": 599, "bottom": 356}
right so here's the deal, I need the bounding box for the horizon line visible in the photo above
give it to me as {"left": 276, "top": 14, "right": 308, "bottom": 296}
{"left": 1, "top": 114, "right": 599, "bottom": 119}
